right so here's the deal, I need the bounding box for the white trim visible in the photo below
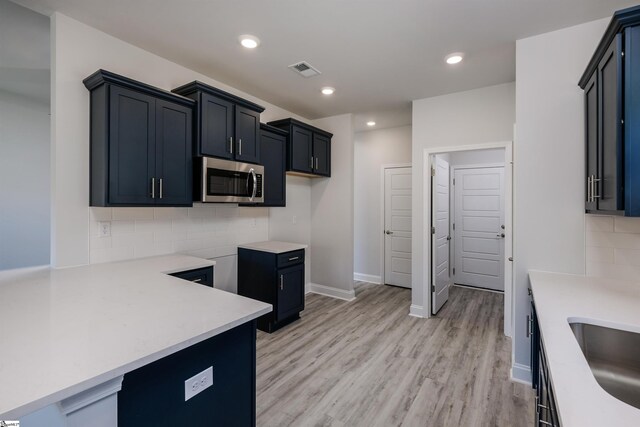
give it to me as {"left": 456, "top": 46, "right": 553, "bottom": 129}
{"left": 511, "top": 363, "right": 532, "bottom": 385}
{"left": 421, "top": 141, "right": 514, "bottom": 340}
{"left": 451, "top": 162, "right": 504, "bottom": 170}
{"left": 409, "top": 304, "right": 427, "bottom": 318}
{"left": 380, "top": 164, "right": 412, "bottom": 288}
{"left": 353, "top": 273, "right": 382, "bottom": 284}
{"left": 308, "top": 283, "right": 356, "bottom": 301}
{"left": 59, "top": 375, "right": 124, "bottom": 415}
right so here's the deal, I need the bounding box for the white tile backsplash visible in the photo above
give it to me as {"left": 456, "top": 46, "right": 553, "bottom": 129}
{"left": 89, "top": 205, "right": 269, "bottom": 264}
{"left": 585, "top": 214, "right": 640, "bottom": 281}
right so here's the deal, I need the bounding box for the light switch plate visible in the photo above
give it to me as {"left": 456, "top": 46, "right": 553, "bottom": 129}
{"left": 184, "top": 366, "right": 213, "bottom": 401}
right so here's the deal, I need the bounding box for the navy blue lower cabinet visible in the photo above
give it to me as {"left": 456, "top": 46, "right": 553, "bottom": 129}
{"left": 238, "top": 248, "right": 305, "bottom": 333}
{"left": 118, "top": 320, "right": 256, "bottom": 427}
{"left": 169, "top": 266, "right": 214, "bottom": 287}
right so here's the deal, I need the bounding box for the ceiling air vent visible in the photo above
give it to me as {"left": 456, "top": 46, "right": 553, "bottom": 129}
{"left": 288, "top": 61, "right": 321, "bottom": 78}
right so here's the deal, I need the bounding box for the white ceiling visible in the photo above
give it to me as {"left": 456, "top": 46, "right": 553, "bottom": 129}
{"left": 11, "top": 0, "right": 638, "bottom": 120}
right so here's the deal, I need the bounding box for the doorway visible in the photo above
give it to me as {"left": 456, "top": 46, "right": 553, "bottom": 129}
{"left": 422, "top": 143, "right": 513, "bottom": 338}
{"left": 452, "top": 165, "right": 505, "bottom": 292}
{"left": 382, "top": 166, "right": 412, "bottom": 288}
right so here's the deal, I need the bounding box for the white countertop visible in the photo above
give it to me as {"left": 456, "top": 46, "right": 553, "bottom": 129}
{"left": 0, "top": 255, "right": 271, "bottom": 419}
{"left": 529, "top": 271, "right": 640, "bottom": 427}
{"left": 238, "top": 241, "right": 308, "bottom": 254}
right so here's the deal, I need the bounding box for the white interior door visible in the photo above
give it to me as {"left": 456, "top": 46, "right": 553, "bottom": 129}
{"left": 384, "top": 167, "right": 412, "bottom": 288}
{"left": 453, "top": 167, "right": 505, "bottom": 291}
{"left": 431, "top": 157, "right": 451, "bottom": 314}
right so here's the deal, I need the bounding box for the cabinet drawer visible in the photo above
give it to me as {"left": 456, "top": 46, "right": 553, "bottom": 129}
{"left": 169, "top": 266, "right": 214, "bottom": 287}
{"left": 277, "top": 250, "right": 304, "bottom": 268}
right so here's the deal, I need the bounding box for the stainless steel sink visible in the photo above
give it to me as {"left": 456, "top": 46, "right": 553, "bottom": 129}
{"left": 570, "top": 322, "right": 640, "bottom": 409}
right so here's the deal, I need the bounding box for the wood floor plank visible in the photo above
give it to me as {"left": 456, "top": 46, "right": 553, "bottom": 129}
{"left": 256, "top": 283, "right": 534, "bottom": 427}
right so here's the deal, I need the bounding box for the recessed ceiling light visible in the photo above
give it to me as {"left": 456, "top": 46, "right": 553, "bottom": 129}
{"left": 445, "top": 52, "right": 464, "bottom": 65}
{"left": 321, "top": 87, "right": 335, "bottom": 95}
{"left": 239, "top": 35, "right": 260, "bottom": 49}
{"left": 367, "top": 121, "right": 376, "bottom": 127}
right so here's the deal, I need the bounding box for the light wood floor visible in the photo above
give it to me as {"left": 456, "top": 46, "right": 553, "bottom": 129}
{"left": 256, "top": 283, "right": 534, "bottom": 427}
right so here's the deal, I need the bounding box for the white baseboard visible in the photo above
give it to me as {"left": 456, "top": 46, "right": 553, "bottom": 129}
{"left": 409, "top": 304, "right": 427, "bottom": 318}
{"left": 353, "top": 273, "right": 382, "bottom": 284}
{"left": 308, "top": 283, "right": 356, "bottom": 302}
{"left": 511, "top": 362, "right": 532, "bottom": 385}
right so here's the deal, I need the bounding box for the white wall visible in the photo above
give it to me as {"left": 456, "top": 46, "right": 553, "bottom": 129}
{"left": 51, "top": 13, "right": 311, "bottom": 272}
{"left": 449, "top": 148, "right": 504, "bottom": 166}
{"left": 308, "top": 114, "right": 355, "bottom": 299}
{"left": 513, "top": 18, "right": 608, "bottom": 381}
{"left": 411, "top": 82, "right": 515, "bottom": 314}
{"left": 353, "top": 125, "right": 412, "bottom": 282}
{"left": 0, "top": 90, "right": 50, "bottom": 270}
{"left": 269, "top": 175, "right": 312, "bottom": 289}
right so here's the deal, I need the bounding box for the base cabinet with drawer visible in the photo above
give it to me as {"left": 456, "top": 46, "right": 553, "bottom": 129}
{"left": 169, "top": 266, "right": 214, "bottom": 287}
{"left": 237, "top": 247, "right": 305, "bottom": 333}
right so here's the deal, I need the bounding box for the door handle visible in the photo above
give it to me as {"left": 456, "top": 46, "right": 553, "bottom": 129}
{"left": 151, "top": 177, "right": 156, "bottom": 199}
{"left": 193, "top": 278, "right": 202, "bottom": 283}
{"left": 280, "top": 275, "right": 284, "bottom": 290}
{"left": 496, "top": 233, "right": 505, "bottom": 238}
{"left": 229, "top": 136, "right": 233, "bottom": 154}
{"left": 248, "top": 168, "right": 257, "bottom": 201}
{"left": 592, "top": 176, "right": 601, "bottom": 199}
{"left": 315, "top": 157, "right": 318, "bottom": 169}
{"left": 238, "top": 138, "right": 242, "bottom": 156}
{"left": 587, "top": 175, "right": 592, "bottom": 202}
{"left": 385, "top": 230, "right": 393, "bottom": 235}
{"left": 446, "top": 236, "right": 451, "bottom": 241}
{"left": 159, "top": 178, "right": 163, "bottom": 199}
{"left": 310, "top": 156, "right": 314, "bottom": 169}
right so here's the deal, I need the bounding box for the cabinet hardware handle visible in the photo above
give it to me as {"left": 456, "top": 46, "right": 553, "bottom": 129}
{"left": 288, "top": 256, "right": 299, "bottom": 261}
{"left": 238, "top": 138, "right": 242, "bottom": 156}
{"left": 587, "top": 175, "right": 592, "bottom": 202}
{"left": 280, "top": 275, "right": 284, "bottom": 290}
{"left": 310, "top": 156, "right": 314, "bottom": 169}
{"left": 526, "top": 315, "right": 531, "bottom": 337}
{"left": 592, "top": 177, "right": 601, "bottom": 199}
{"left": 315, "top": 157, "right": 318, "bottom": 169}
{"left": 159, "top": 178, "right": 163, "bottom": 199}
{"left": 193, "top": 278, "right": 202, "bottom": 282}
{"left": 538, "top": 420, "right": 554, "bottom": 427}
{"left": 151, "top": 177, "right": 156, "bottom": 199}
{"left": 229, "top": 137, "right": 233, "bottom": 154}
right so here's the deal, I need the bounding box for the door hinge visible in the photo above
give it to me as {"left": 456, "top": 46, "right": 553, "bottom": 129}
{"left": 431, "top": 168, "right": 436, "bottom": 177}
{"left": 452, "top": 223, "right": 455, "bottom": 230}
{"left": 431, "top": 226, "right": 435, "bottom": 235}
{"left": 453, "top": 178, "right": 455, "bottom": 185}
{"left": 431, "top": 285, "right": 435, "bottom": 292}
{"left": 622, "top": 51, "right": 625, "bottom": 57}
{"left": 453, "top": 267, "right": 456, "bottom": 275}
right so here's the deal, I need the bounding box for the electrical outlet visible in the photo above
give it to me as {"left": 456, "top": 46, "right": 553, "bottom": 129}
{"left": 98, "top": 221, "right": 111, "bottom": 237}
{"left": 184, "top": 366, "right": 213, "bottom": 401}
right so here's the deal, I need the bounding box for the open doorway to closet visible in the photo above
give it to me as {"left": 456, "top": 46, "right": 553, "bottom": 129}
{"left": 430, "top": 147, "right": 510, "bottom": 318}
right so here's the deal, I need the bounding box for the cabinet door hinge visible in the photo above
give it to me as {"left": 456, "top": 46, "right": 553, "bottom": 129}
{"left": 431, "top": 226, "right": 435, "bottom": 235}
{"left": 431, "top": 168, "right": 436, "bottom": 176}
{"left": 453, "top": 178, "right": 455, "bottom": 185}
{"left": 452, "top": 223, "right": 455, "bottom": 230}
{"left": 431, "top": 285, "right": 435, "bottom": 292}
{"left": 453, "top": 267, "right": 456, "bottom": 275}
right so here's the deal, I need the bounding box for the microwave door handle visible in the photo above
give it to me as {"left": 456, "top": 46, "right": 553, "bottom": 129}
{"left": 248, "top": 168, "right": 257, "bottom": 202}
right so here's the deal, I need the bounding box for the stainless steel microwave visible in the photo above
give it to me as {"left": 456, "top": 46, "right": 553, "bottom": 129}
{"left": 197, "top": 157, "right": 264, "bottom": 203}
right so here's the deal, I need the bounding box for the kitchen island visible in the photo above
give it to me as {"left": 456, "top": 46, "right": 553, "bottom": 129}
{"left": 0, "top": 255, "right": 271, "bottom": 425}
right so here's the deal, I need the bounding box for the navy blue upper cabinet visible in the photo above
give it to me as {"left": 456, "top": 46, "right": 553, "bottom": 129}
{"left": 580, "top": 6, "right": 640, "bottom": 216}
{"left": 267, "top": 118, "right": 332, "bottom": 177}
{"left": 172, "top": 81, "right": 265, "bottom": 164}
{"left": 84, "top": 70, "right": 194, "bottom": 207}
